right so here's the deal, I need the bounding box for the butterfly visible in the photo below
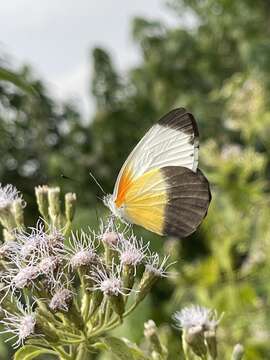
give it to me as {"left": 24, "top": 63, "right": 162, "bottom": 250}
{"left": 104, "top": 108, "right": 211, "bottom": 238}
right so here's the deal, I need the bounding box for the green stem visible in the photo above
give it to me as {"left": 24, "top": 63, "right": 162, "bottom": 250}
{"left": 52, "top": 346, "right": 72, "bottom": 360}
{"left": 104, "top": 301, "right": 112, "bottom": 324}
{"left": 89, "top": 301, "right": 139, "bottom": 338}
{"left": 75, "top": 344, "right": 89, "bottom": 360}
{"left": 123, "top": 301, "right": 138, "bottom": 317}
{"left": 182, "top": 333, "right": 191, "bottom": 360}
{"left": 59, "top": 338, "right": 84, "bottom": 345}
{"left": 64, "top": 220, "right": 72, "bottom": 237}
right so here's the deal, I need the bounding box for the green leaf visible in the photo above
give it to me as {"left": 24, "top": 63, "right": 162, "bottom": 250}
{"left": 14, "top": 345, "right": 56, "bottom": 360}
{"left": 101, "top": 337, "right": 149, "bottom": 360}
{"left": 102, "top": 336, "right": 135, "bottom": 360}
{"left": 92, "top": 341, "right": 109, "bottom": 351}
{"left": 121, "top": 339, "right": 150, "bottom": 360}
{"left": 0, "top": 67, "right": 37, "bottom": 95}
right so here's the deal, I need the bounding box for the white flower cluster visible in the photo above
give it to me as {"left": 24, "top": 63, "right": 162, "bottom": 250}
{"left": 0, "top": 184, "right": 174, "bottom": 349}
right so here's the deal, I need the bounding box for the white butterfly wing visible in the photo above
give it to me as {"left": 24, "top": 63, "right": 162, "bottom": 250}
{"left": 113, "top": 108, "right": 199, "bottom": 198}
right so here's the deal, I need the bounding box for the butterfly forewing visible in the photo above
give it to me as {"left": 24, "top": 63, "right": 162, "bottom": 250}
{"left": 113, "top": 108, "right": 199, "bottom": 200}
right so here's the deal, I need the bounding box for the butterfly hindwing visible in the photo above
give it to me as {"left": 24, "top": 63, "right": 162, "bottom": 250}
{"left": 123, "top": 166, "right": 211, "bottom": 238}
{"left": 160, "top": 166, "right": 211, "bottom": 237}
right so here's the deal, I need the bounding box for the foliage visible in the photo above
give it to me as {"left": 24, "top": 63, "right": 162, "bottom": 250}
{"left": 0, "top": 60, "right": 95, "bottom": 220}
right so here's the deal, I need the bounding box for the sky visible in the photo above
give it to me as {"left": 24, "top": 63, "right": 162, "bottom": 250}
{"left": 0, "top": 0, "right": 179, "bottom": 119}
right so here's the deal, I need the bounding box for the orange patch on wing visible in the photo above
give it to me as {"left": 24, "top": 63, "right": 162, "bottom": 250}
{"left": 115, "top": 167, "right": 134, "bottom": 207}
{"left": 123, "top": 168, "right": 168, "bottom": 235}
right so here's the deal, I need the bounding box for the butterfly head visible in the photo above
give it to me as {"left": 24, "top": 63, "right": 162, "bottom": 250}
{"left": 103, "top": 194, "right": 126, "bottom": 220}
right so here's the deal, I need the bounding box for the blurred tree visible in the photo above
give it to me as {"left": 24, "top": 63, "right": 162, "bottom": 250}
{"left": 0, "top": 60, "right": 97, "bottom": 222}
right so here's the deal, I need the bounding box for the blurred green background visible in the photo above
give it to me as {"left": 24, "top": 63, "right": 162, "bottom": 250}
{"left": 1, "top": 0, "right": 270, "bottom": 359}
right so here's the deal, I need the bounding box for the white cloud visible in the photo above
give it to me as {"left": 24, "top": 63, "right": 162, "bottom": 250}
{"left": 0, "top": 0, "right": 179, "bottom": 118}
{"left": 50, "top": 60, "right": 92, "bottom": 119}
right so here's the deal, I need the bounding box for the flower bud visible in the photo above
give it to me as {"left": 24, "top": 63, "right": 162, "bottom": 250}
{"left": 231, "top": 344, "right": 244, "bottom": 360}
{"left": 49, "top": 287, "right": 84, "bottom": 329}
{"left": 38, "top": 256, "right": 60, "bottom": 276}
{"left": 102, "top": 231, "right": 118, "bottom": 265}
{"left": 108, "top": 293, "right": 125, "bottom": 319}
{"left": 3, "top": 228, "right": 15, "bottom": 242}
{"left": 205, "top": 329, "right": 217, "bottom": 359}
{"left": 11, "top": 199, "right": 25, "bottom": 229}
{"left": 88, "top": 290, "right": 103, "bottom": 318}
{"left": 48, "top": 187, "right": 61, "bottom": 226}
{"left": 67, "top": 303, "right": 84, "bottom": 330}
{"left": 0, "top": 207, "right": 15, "bottom": 231}
{"left": 135, "top": 269, "right": 159, "bottom": 305}
{"left": 136, "top": 254, "right": 172, "bottom": 305}
{"left": 65, "top": 192, "right": 76, "bottom": 222}
{"left": 35, "top": 185, "right": 49, "bottom": 219}
{"left": 144, "top": 320, "right": 163, "bottom": 355}
{"left": 70, "top": 250, "right": 97, "bottom": 270}
{"left": 184, "top": 325, "right": 207, "bottom": 358}
{"left": 46, "top": 229, "right": 64, "bottom": 252}
{"left": 122, "top": 264, "right": 135, "bottom": 294}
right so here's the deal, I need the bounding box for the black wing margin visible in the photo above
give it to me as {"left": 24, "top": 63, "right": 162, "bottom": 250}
{"left": 158, "top": 107, "right": 199, "bottom": 143}
{"left": 161, "top": 166, "right": 211, "bottom": 238}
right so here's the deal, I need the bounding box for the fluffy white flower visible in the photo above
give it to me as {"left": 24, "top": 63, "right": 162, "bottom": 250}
{"left": 89, "top": 261, "right": 126, "bottom": 296}
{"left": 145, "top": 253, "right": 174, "bottom": 278}
{"left": 113, "top": 234, "right": 149, "bottom": 267}
{"left": 48, "top": 272, "right": 74, "bottom": 311}
{"left": 173, "top": 305, "right": 219, "bottom": 331}
{"left": 0, "top": 300, "right": 36, "bottom": 348}
{"left": 38, "top": 255, "right": 60, "bottom": 275}
{"left": 15, "top": 221, "right": 64, "bottom": 262}
{"left": 0, "top": 184, "right": 22, "bottom": 210}
{"left": 96, "top": 218, "right": 130, "bottom": 247}
{"left": 49, "top": 288, "right": 73, "bottom": 312}
{"left": 66, "top": 230, "right": 98, "bottom": 269}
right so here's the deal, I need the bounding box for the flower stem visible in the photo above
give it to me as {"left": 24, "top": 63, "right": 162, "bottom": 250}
{"left": 89, "top": 300, "right": 139, "bottom": 338}
{"left": 75, "top": 344, "right": 89, "bottom": 360}
{"left": 52, "top": 346, "right": 72, "bottom": 360}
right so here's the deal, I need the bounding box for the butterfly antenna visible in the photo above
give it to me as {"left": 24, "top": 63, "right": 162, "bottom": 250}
{"left": 89, "top": 170, "right": 106, "bottom": 194}
{"left": 61, "top": 174, "right": 78, "bottom": 182}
